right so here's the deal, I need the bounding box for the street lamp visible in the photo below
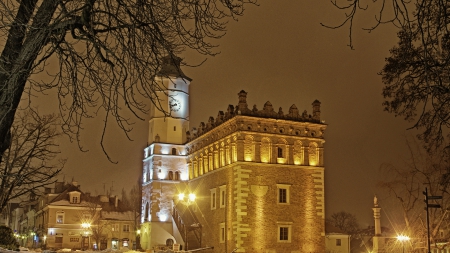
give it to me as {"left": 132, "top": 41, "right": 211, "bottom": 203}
{"left": 397, "top": 235, "right": 410, "bottom": 253}
{"left": 81, "top": 223, "right": 91, "bottom": 250}
{"left": 177, "top": 193, "right": 196, "bottom": 250}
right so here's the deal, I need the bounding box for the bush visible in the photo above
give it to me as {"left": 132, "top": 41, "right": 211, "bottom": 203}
{"left": 0, "top": 226, "right": 19, "bottom": 250}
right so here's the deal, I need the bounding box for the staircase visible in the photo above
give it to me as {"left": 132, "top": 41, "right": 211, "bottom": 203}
{"left": 173, "top": 203, "right": 202, "bottom": 250}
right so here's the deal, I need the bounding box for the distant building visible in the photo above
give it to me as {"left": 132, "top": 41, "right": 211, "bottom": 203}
{"left": 8, "top": 181, "right": 138, "bottom": 250}
{"left": 140, "top": 56, "right": 327, "bottom": 252}
{"left": 325, "top": 222, "right": 351, "bottom": 253}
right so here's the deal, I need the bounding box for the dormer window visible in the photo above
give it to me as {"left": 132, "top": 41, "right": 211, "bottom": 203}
{"left": 69, "top": 191, "right": 81, "bottom": 204}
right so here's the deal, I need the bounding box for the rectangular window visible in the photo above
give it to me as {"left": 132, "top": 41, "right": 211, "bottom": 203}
{"left": 219, "top": 223, "right": 225, "bottom": 243}
{"left": 56, "top": 213, "right": 64, "bottom": 224}
{"left": 277, "top": 184, "right": 291, "bottom": 204}
{"left": 112, "top": 224, "right": 119, "bottom": 232}
{"left": 219, "top": 185, "right": 226, "bottom": 208}
{"left": 280, "top": 227, "right": 289, "bottom": 241}
{"left": 277, "top": 147, "right": 283, "bottom": 158}
{"left": 336, "top": 239, "right": 341, "bottom": 246}
{"left": 123, "top": 224, "right": 130, "bottom": 232}
{"left": 210, "top": 189, "right": 217, "bottom": 210}
{"left": 277, "top": 222, "right": 292, "bottom": 243}
{"left": 72, "top": 197, "right": 78, "bottom": 203}
{"left": 55, "top": 237, "right": 63, "bottom": 243}
{"left": 279, "top": 189, "right": 287, "bottom": 203}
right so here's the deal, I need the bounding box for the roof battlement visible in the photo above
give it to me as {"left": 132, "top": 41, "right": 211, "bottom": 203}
{"left": 187, "top": 90, "right": 323, "bottom": 142}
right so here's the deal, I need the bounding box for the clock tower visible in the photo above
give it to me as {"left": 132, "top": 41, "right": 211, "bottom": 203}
{"left": 140, "top": 56, "right": 191, "bottom": 249}
{"left": 147, "top": 56, "right": 191, "bottom": 145}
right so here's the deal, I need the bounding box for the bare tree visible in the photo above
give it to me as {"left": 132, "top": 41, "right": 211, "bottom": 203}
{"left": 324, "top": 0, "right": 450, "bottom": 151}
{"left": 327, "top": 211, "right": 360, "bottom": 235}
{"left": 0, "top": 0, "right": 255, "bottom": 162}
{"left": 77, "top": 197, "right": 108, "bottom": 250}
{"left": 0, "top": 109, "right": 64, "bottom": 213}
{"left": 378, "top": 138, "right": 450, "bottom": 250}
{"left": 121, "top": 181, "right": 142, "bottom": 249}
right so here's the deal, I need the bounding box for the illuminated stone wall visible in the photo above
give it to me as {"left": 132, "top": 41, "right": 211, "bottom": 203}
{"left": 187, "top": 162, "right": 325, "bottom": 252}
{"left": 184, "top": 110, "right": 326, "bottom": 252}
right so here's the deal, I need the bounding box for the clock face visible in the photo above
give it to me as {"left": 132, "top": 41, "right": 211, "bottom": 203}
{"left": 169, "top": 98, "right": 181, "bottom": 112}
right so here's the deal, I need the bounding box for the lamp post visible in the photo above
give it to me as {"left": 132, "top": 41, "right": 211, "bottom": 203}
{"left": 177, "top": 192, "right": 196, "bottom": 251}
{"left": 397, "top": 235, "right": 410, "bottom": 253}
{"left": 81, "top": 223, "right": 91, "bottom": 250}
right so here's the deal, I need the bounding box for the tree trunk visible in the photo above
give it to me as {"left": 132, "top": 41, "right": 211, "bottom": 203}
{"left": 0, "top": 0, "right": 59, "bottom": 165}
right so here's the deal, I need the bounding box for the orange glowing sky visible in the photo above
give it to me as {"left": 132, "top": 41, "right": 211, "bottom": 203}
{"left": 36, "top": 1, "right": 414, "bottom": 226}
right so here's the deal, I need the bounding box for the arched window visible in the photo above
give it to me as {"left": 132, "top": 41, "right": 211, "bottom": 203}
{"left": 175, "top": 171, "right": 180, "bottom": 180}
{"left": 172, "top": 148, "right": 177, "bottom": 155}
{"left": 166, "top": 238, "right": 174, "bottom": 246}
{"left": 168, "top": 171, "right": 174, "bottom": 180}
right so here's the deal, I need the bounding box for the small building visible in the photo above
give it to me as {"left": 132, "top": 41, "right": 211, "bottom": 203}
{"left": 325, "top": 222, "right": 351, "bottom": 253}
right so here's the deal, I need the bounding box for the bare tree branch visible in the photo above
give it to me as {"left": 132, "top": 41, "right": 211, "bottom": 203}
{"left": 0, "top": 0, "right": 256, "bottom": 163}
{"left": 0, "top": 108, "right": 64, "bottom": 213}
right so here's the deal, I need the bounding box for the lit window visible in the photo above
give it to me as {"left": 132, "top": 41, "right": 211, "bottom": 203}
{"left": 56, "top": 211, "right": 64, "bottom": 224}
{"left": 336, "top": 239, "right": 341, "bottom": 246}
{"left": 123, "top": 224, "right": 130, "bottom": 232}
{"left": 210, "top": 189, "right": 217, "bottom": 210}
{"left": 112, "top": 224, "right": 119, "bottom": 232}
{"left": 276, "top": 184, "right": 291, "bottom": 204}
{"left": 219, "top": 223, "right": 225, "bottom": 243}
{"left": 219, "top": 185, "right": 226, "bottom": 208}
{"left": 277, "top": 222, "right": 292, "bottom": 243}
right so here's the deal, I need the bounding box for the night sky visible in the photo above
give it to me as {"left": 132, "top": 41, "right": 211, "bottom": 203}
{"left": 44, "top": 1, "right": 415, "bottom": 227}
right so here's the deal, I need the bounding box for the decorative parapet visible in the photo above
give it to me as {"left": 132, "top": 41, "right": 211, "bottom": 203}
{"left": 187, "top": 90, "right": 324, "bottom": 142}
{"left": 186, "top": 115, "right": 325, "bottom": 155}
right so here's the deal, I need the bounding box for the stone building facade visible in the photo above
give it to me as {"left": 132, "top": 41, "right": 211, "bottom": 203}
{"left": 140, "top": 57, "right": 327, "bottom": 253}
